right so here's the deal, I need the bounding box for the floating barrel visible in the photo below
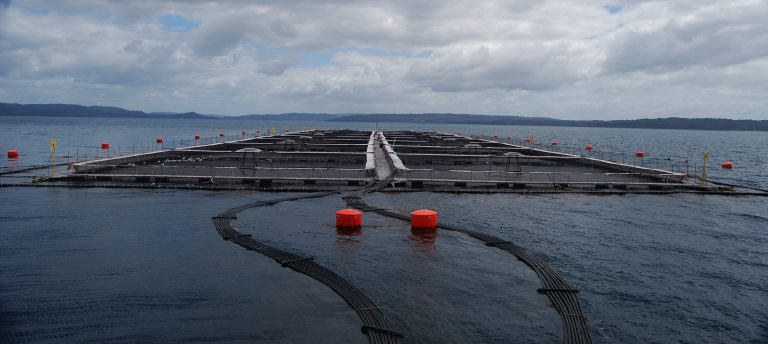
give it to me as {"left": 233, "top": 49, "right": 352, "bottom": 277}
{"left": 156, "top": 137, "right": 163, "bottom": 144}
{"left": 722, "top": 161, "right": 733, "bottom": 169}
{"left": 551, "top": 140, "right": 558, "bottom": 146}
{"left": 636, "top": 151, "right": 645, "bottom": 158}
{"left": 195, "top": 134, "right": 201, "bottom": 140}
{"left": 7, "top": 149, "right": 19, "bottom": 158}
{"left": 101, "top": 142, "right": 110, "bottom": 150}
{"left": 336, "top": 209, "right": 363, "bottom": 229}
{"left": 411, "top": 209, "right": 438, "bottom": 229}
{"left": 585, "top": 145, "right": 593, "bottom": 151}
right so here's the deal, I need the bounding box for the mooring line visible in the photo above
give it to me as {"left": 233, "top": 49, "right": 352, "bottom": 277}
{"left": 211, "top": 183, "right": 402, "bottom": 344}
{"left": 345, "top": 172, "right": 594, "bottom": 344}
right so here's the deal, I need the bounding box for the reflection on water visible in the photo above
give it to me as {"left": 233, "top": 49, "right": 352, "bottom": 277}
{"left": 408, "top": 227, "right": 438, "bottom": 252}
{"left": 336, "top": 226, "right": 363, "bottom": 245}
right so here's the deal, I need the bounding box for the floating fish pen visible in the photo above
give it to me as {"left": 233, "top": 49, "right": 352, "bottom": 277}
{"left": 51, "top": 129, "right": 724, "bottom": 194}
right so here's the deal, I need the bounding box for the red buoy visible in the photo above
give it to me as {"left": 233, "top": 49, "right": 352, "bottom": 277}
{"left": 219, "top": 132, "right": 224, "bottom": 137}
{"left": 194, "top": 134, "right": 201, "bottom": 140}
{"left": 156, "top": 137, "right": 163, "bottom": 144}
{"left": 506, "top": 136, "right": 512, "bottom": 140}
{"left": 101, "top": 142, "right": 110, "bottom": 150}
{"left": 285, "top": 128, "right": 290, "bottom": 132}
{"left": 585, "top": 145, "right": 593, "bottom": 151}
{"left": 551, "top": 140, "right": 558, "bottom": 146}
{"left": 411, "top": 209, "right": 438, "bottom": 229}
{"left": 336, "top": 209, "right": 363, "bottom": 228}
{"left": 493, "top": 135, "right": 498, "bottom": 139}
{"left": 635, "top": 151, "right": 645, "bottom": 158}
{"left": 7, "top": 149, "right": 19, "bottom": 158}
{"left": 722, "top": 161, "right": 733, "bottom": 169}
{"left": 241, "top": 131, "right": 246, "bottom": 136}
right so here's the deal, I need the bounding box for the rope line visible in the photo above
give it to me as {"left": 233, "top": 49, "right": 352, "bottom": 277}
{"left": 211, "top": 185, "right": 402, "bottom": 344}
{"left": 343, "top": 169, "right": 593, "bottom": 344}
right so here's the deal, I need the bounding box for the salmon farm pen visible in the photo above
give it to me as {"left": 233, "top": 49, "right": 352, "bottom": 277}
{"left": 48, "top": 129, "right": 721, "bottom": 193}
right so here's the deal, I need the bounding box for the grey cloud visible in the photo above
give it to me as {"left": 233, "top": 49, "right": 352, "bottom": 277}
{"left": 407, "top": 41, "right": 596, "bottom": 92}
{"left": 603, "top": 1, "right": 768, "bottom": 74}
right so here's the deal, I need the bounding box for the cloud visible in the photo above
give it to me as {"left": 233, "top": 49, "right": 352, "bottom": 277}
{"left": 603, "top": 1, "right": 768, "bottom": 74}
{"left": 407, "top": 40, "right": 598, "bottom": 92}
{"left": 0, "top": 0, "right": 766, "bottom": 119}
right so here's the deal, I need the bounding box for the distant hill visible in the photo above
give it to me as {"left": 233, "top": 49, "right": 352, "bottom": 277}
{"left": 2, "top": 101, "right": 766, "bottom": 131}
{"left": 0, "top": 102, "right": 208, "bottom": 119}
{"left": 239, "top": 113, "right": 343, "bottom": 121}
{"left": 329, "top": 113, "right": 768, "bottom": 131}
{"left": 0, "top": 102, "right": 341, "bottom": 121}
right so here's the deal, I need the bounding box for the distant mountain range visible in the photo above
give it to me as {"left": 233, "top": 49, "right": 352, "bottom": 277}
{"left": 1, "top": 101, "right": 767, "bottom": 131}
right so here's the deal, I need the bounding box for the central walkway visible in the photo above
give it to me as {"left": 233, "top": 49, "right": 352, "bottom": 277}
{"left": 373, "top": 132, "right": 393, "bottom": 180}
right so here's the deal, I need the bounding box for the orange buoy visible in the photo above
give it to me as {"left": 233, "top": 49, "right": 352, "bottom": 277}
{"left": 635, "top": 151, "right": 645, "bottom": 158}
{"left": 7, "top": 149, "right": 19, "bottom": 158}
{"left": 101, "top": 142, "right": 110, "bottom": 150}
{"left": 525, "top": 137, "right": 532, "bottom": 143}
{"left": 336, "top": 209, "right": 363, "bottom": 228}
{"left": 411, "top": 209, "right": 438, "bottom": 229}
{"left": 156, "top": 137, "right": 163, "bottom": 144}
{"left": 585, "top": 145, "right": 593, "bottom": 151}
{"left": 722, "top": 161, "right": 733, "bottom": 169}
{"left": 194, "top": 134, "right": 201, "bottom": 140}
{"left": 551, "top": 140, "right": 558, "bottom": 146}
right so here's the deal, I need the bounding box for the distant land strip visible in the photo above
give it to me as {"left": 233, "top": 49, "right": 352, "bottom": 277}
{"left": 2, "top": 102, "right": 767, "bottom": 131}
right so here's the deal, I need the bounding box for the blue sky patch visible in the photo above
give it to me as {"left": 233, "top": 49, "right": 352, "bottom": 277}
{"left": 604, "top": 5, "right": 623, "bottom": 14}
{"left": 160, "top": 14, "right": 199, "bottom": 32}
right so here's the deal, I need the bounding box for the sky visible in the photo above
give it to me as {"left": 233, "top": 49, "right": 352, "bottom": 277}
{"left": 1, "top": 0, "right": 767, "bottom": 120}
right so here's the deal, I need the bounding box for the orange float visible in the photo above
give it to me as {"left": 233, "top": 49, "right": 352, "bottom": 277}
{"left": 411, "top": 209, "right": 438, "bottom": 228}
{"left": 336, "top": 209, "right": 363, "bottom": 228}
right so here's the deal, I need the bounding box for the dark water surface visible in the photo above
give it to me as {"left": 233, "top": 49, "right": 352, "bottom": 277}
{"left": 0, "top": 188, "right": 366, "bottom": 343}
{"left": 2, "top": 117, "right": 768, "bottom": 343}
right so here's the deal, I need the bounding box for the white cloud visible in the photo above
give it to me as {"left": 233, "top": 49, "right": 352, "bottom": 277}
{"left": 0, "top": 0, "right": 766, "bottom": 119}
